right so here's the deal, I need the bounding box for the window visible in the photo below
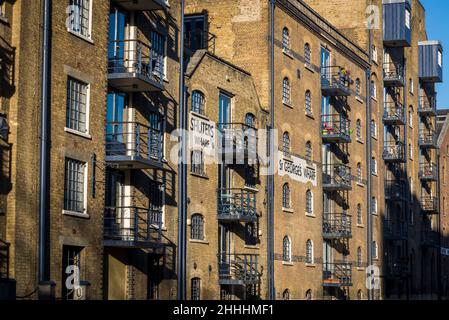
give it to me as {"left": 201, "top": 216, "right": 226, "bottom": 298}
{"left": 357, "top": 162, "right": 362, "bottom": 184}
{"left": 282, "top": 289, "right": 290, "bottom": 300}
{"left": 191, "top": 214, "right": 204, "bottom": 240}
{"left": 371, "top": 197, "right": 377, "bottom": 215}
{"left": 371, "top": 120, "right": 377, "bottom": 138}
{"left": 191, "top": 150, "right": 204, "bottom": 175}
{"left": 0, "top": 2, "right": 5, "bottom": 18}
{"left": 357, "top": 203, "right": 362, "bottom": 225}
{"left": 304, "top": 43, "right": 311, "bottom": 67}
{"left": 245, "top": 113, "right": 256, "bottom": 128}
{"left": 191, "top": 278, "right": 201, "bottom": 300}
{"left": 245, "top": 222, "right": 258, "bottom": 246}
{"left": 62, "top": 245, "right": 83, "bottom": 300}
{"left": 372, "top": 241, "right": 379, "bottom": 260}
{"left": 305, "top": 190, "right": 313, "bottom": 215}
{"left": 244, "top": 165, "right": 257, "bottom": 189}
{"left": 438, "top": 50, "right": 442, "bottom": 67}
{"left": 64, "top": 158, "right": 87, "bottom": 215}
{"left": 356, "top": 119, "right": 362, "bottom": 141}
{"left": 283, "top": 132, "right": 290, "bottom": 156}
{"left": 409, "top": 78, "right": 414, "bottom": 94}
{"left": 305, "top": 289, "right": 312, "bottom": 300}
{"left": 372, "top": 45, "right": 378, "bottom": 63}
{"left": 68, "top": 0, "right": 92, "bottom": 39}
{"left": 405, "top": 9, "right": 411, "bottom": 29}
{"left": 282, "top": 183, "right": 291, "bottom": 209}
{"left": 357, "top": 247, "right": 362, "bottom": 268}
{"left": 282, "top": 27, "right": 290, "bottom": 52}
{"left": 371, "top": 80, "right": 377, "bottom": 100}
{"left": 150, "top": 31, "right": 166, "bottom": 78}
{"left": 305, "top": 90, "right": 312, "bottom": 115}
{"left": 357, "top": 290, "right": 363, "bottom": 300}
{"left": 306, "top": 239, "right": 313, "bottom": 264}
{"left": 66, "top": 77, "right": 89, "bottom": 134}
{"left": 355, "top": 78, "right": 361, "bottom": 97}
{"left": 282, "top": 78, "right": 291, "bottom": 104}
{"left": 409, "top": 143, "right": 413, "bottom": 159}
{"left": 305, "top": 141, "right": 312, "bottom": 161}
{"left": 283, "top": 236, "right": 291, "bottom": 262}
{"left": 191, "top": 90, "right": 205, "bottom": 115}
{"left": 371, "top": 157, "right": 377, "bottom": 175}
{"left": 409, "top": 107, "right": 413, "bottom": 127}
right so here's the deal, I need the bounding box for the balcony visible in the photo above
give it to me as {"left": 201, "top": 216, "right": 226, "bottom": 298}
{"left": 385, "top": 180, "right": 406, "bottom": 202}
{"left": 384, "top": 260, "right": 408, "bottom": 279}
{"left": 382, "top": 0, "right": 412, "bottom": 47}
{"left": 322, "top": 164, "right": 352, "bottom": 191}
{"left": 421, "top": 196, "right": 439, "bottom": 214}
{"left": 218, "top": 254, "right": 259, "bottom": 286}
{"left": 383, "top": 101, "right": 405, "bottom": 125}
{"left": 418, "top": 96, "right": 437, "bottom": 116}
{"left": 383, "top": 62, "right": 405, "bottom": 87}
{"left": 382, "top": 142, "right": 406, "bottom": 163}
{"left": 419, "top": 130, "right": 438, "bottom": 149}
{"left": 108, "top": 39, "right": 164, "bottom": 92}
{"left": 111, "top": 0, "right": 168, "bottom": 11}
{"left": 419, "top": 41, "right": 443, "bottom": 83}
{"left": 104, "top": 205, "right": 162, "bottom": 248}
{"left": 105, "top": 122, "right": 163, "bottom": 170}
{"left": 322, "top": 263, "right": 352, "bottom": 287}
{"left": 217, "top": 123, "right": 257, "bottom": 164}
{"left": 419, "top": 162, "right": 438, "bottom": 181}
{"left": 384, "top": 219, "right": 407, "bottom": 240}
{"left": 322, "top": 213, "right": 352, "bottom": 239}
{"left": 320, "top": 66, "right": 351, "bottom": 96}
{"left": 421, "top": 229, "right": 439, "bottom": 247}
{"left": 321, "top": 114, "right": 351, "bottom": 143}
{"left": 217, "top": 188, "right": 257, "bottom": 223}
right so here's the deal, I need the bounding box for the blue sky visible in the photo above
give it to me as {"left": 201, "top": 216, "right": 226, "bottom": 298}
{"left": 420, "top": 0, "right": 449, "bottom": 109}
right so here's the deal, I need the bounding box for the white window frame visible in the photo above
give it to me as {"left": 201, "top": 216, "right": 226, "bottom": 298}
{"left": 371, "top": 197, "right": 377, "bottom": 215}
{"left": 405, "top": 9, "right": 411, "bottom": 29}
{"left": 438, "top": 50, "right": 443, "bottom": 67}
{"left": 371, "top": 157, "right": 377, "bottom": 175}
{"left": 64, "top": 77, "right": 91, "bottom": 139}
{"left": 67, "top": 0, "right": 93, "bottom": 42}
{"left": 305, "top": 190, "right": 313, "bottom": 215}
{"left": 372, "top": 45, "right": 378, "bottom": 63}
{"left": 306, "top": 239, "right": 314, "bottom": 264}
{"left": 62, "top": 159, "right": 89, "bottom": 218}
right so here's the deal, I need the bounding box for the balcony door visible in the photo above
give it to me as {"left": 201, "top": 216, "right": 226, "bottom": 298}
{"left": 185, "top": 15, "right": 206, "bottom": 52}
{"left": 320, "top": 46, "right": 330, "bottom": 74}
{"left": 219, "top": 92, "right": 232, "bottom": 189}
{"left": 218, "top": 224, "right": 232, "bottom": 275}
{"left": 108, "top": 7, "right": 129, "bottom": 72}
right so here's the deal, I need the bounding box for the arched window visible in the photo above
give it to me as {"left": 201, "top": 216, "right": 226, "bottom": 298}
{"left": 245, "top": 222, "right": 257, "bottom": 246}
{"left": 409, "top": 143, "right": 413, "bottom": 159}
{"left": 306, "top": 239, "right": 313, "bottom": 264}
{"left": 357, "top": 203, "right": 362, "bottom": 225}
{"left": 305, "top": 90, "right": 312, "bottom": 115}
{"left": 371, "top": 77, "right": 377, "bottom": 100}
{"left": 283, "top": 236, "right": 291, "bottom": 262}
{"left": 305, "top": 190, "right": 313, "bottom": 214}
{"left": 371, "top": 197, "right": 377, "bottom": 215}
{"left": 282, "top": 289, "right": 290, "bottom": 300}
{"left": 355, "top": 78, "right": 361, "bottom": 97}
{"left": 371, "top": 156, "right": 377, "bottom": 175}
{"left": 191, "top": 150, "right": 204, "bottom": 175}
{"left": 282, "top": 183, "right": 291, "bottom": 209}
{"left": 409, "top": 78, "right": 414, "bottom": 94}
{"left": 371, "top": 120, "right": 377, "bottom": 138}
{"left": 357, "top": 162, "right": 362, "bottom": 183}
{"left": 191, "top": 90, "right": 205, "bottom": 115}
{"left": 283, "top": 132, "right": 290, "bottom": 156}
{"left": 304, "top": 43, "right": 311, "bottom": 67}
{"left": 372, "top": 241, "right": 378, "bottom": 259}
{"left": 191, "top": 277, "right": 201, "bottom": 300}
{"left": 409, "top": 106, "right": 413, "bottom": 127}
{"left": 357, "top": 289, "right": 363, "bottom": 300}
{"left": 282, "top": 27, "right": 290, "bottom": 52}
{"left": 283, "top": 77, "right": 291, "bottom": 104}
{"left": 372, "top": 45, "right": 378, "bottom": 62}
{"left": 245, "top": 113, "right": 256, "bottom": 128}
{"left": 305, "top": 289, "right": 312, "bottom": 300}
{"left": 305, "top": 141, "right": 312, "bottom": 161}
{"left": 356, "top": 119, "right": 362, "bottom": 140}
{"left": 357, "top": 247, "right": 362, "bottom": 268}
{"left": 191, "top": 214, "right": 204, "bottom": 240}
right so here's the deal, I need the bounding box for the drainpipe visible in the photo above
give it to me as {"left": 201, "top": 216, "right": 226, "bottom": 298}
{"left": 38, "top": 0, "right": 55, "bottom": 300}
{"left": 437, "top": 148, "right": 442, "bottom": 300}
{"left": 267, "top": 0, "right": 276, "bottom": 300}
{"left": 177, "top": 0, "right": 187, "bottom": 300}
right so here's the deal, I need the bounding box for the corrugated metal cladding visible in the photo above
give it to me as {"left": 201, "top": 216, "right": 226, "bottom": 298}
{"left": 419, "top": 42, "right": 443, "bottom": 83}
{"left": 383, "top": 0, "right": 412, "bottom": 47}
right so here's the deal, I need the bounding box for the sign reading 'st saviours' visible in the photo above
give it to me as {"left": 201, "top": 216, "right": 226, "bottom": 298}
{"left": 278, "top": 151, "right": 317, "bottom": 186}
{"left": 189, "top": 112, "right": 216, "bottom": 156}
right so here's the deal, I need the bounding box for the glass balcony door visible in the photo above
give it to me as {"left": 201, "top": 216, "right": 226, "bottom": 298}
{"left": 108, "top": 7, "right": 129, "bottom": 73}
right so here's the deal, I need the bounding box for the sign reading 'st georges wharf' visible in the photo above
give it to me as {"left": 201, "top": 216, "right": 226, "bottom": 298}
{"left": 278, "top": 151, "right": 317, "bottom": 186}
{"left": 189, "top": 112, "right": 217, "bottom": 156}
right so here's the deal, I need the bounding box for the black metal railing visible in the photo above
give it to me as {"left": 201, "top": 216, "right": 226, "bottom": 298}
{"left": 322, "top": 262, "right": 352, "bottom": 287}
{"left": 106, "top": 121, "right": 163, "bottom": 164}
{"left": 217, "top": 188, "right": 257, "bottom": 222}
{"left": 418, "top": 95, "right": 437, "bottom": 115}
{"left": 382, "top": 142, "right": 405, "bottom": 162}
{"left": 419, "top": 129, "right": 438, "bottom": 148}
{"left": 321, "top": 114, "right": 351, "bottom": 142}
{"left": 384, "top": 180, "right": 406, "bottom": 201}
{"left": 421, "top": 196, "right": 439, "bottom": 213}
{"left": 419, "top": 162, "right": 438, "bottom": 181}
{"left": 323, "top": 213, "right": 352, "bottom": 238}
{"left": 104, "top": 205, "right": 162, "bottom": 244}
{"left": 322, "top": 164, "right": 352, "bottom": 190}
{"left": 383, "top": 101, "right": 405, "bottom": 124}
{"left": 108, "top": 39, "right": 164, "bottom": 84}
{"left": 320, "top": 66, "right": 351, "bottom": 96}
{"left": 0, "top": 240, "right": 9, "bottom": 280}
{"left": 218, "top": 254, "right": 259, "bottom": 285}
{"left": 383, "top": 62, "right": 404, "bottom": 85}
{"left": 384, "top": 219, "right": 407, "bottom": 239}
{"left": 217, "top": 123, "right": 258, "bottom": 162}
{"left": 184, "top": 29, "right": 216, "bottom": 55}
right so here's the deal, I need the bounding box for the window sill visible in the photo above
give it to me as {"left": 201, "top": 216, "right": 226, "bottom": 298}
{"left": 356, "top": 138, "right": 364, "bottom": 144}
{"left": 371, "top": 97, "right": 377, "bottom": 102}
{"left": 305, "top": 213, "right": 316, "bottom": 218}
{"left": 357, "top": 182, "right": 365, "bottom": 188}
{"left": 356, "top": 96, "right": 364, "bottom": 104}
{"left": 371, "top": 136, "right": 378, "bottom": 141}
{"left": 62, "top": 210, "right": 89, "bottom": 219}
{"left": 357, "top": 267, "right": 365, "bottom": 271}
{"left": 64, "top": 127, "right": 92, "bottom": 140}
{"left": 305, "top": 263, "right": 316, "bottom": 268}
{"left": 371, "top": 172, "right": 378, "bottom": 177}
{"left": 244, "top": 186, "right": 259, "bottom": 193}
{"left": 0, "top": 15, "right": 9, "bottom": 25}
{"left": 189, "top": 239, "right": 209, "bottom": 245}
{"left": 282, "top": 261, "right": 294, "bottom": 266}
{"left": 67, "top": 29, "right": 94, "bottom": 44}
{"left": 190, "top": 111, "right": 209, "bottom": 121}
{"left": 283, "top": 49, "right": 294, "bottom": 59}
{"left": 305, "top": 112, "right": 314, "bottom": 120}
{"left": 304, "top": 64, "right": 314, "bottom": 73}
{"left": 282, "top": 207, "right": 294, "bottom": 214}
{"left": 283, "top": 101, "right": 293, "bottom": 109}
{"left": 357, "top": 224, "right": 365, "bottom": 228}
{"left": 190, "top": 172, "right": 209, "bottom": 180}
{"left": 244, "top": 245, "right": 260, "bottom": 250}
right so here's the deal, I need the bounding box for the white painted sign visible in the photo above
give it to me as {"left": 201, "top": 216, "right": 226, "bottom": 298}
{"left": 441, "top": 247, "right": 449, "bottom": 256}
{"left": 278, "top": 151, "right": 317, "bottom": 186}
{"left": 189, "top": 112, "right": 217, "bottom": 156}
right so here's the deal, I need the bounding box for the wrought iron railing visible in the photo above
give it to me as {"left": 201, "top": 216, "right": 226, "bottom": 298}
{"left": 320, "top": 66, "right": 351, "bottom": 95}
{"left": 384, "top": 180, "right": 406, "bottom": 201}
{"left": 383, "top": 101, "right": 405, "bottom": 123}
{"left": 322, "top": 262, "right": 352, "bottom": 287}
{"left": 382, "top": 142, "right": 405, "bottom": 162}
{"left": 419, "top": 162, "right": 438, "bottom": 180}
{"left": 419, "top": 129, "right": 438, "bottom": 147}
{"left": 217, "top": 188, "right": 257, "bottom": 221}
{"left": 418, "top": 95, "right": 437, "bottom": 114}
{"left": 421, "top": 196, "right": 439, "bottom": 213}
{"left": 322, "top": 164, "right": 352, "bottom": 189}
{"left": 217, "top": 123, "right": 258, "bottom": 161}
{"left": 383, "top": 62, "right": 404, "bottom": 84}
{"left": 323, "top": 213, "right": 352, "bottom": 238}
{"left": 321, "top": 114, "right": 351, "bottom": 142}
{"left": 218, "top": 253, "right": 259, "bottom": 285}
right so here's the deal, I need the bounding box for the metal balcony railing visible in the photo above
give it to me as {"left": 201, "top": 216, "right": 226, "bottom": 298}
{"left": 217, "top": 123, "right": 258, "bottom": 163}
{"left": 320, "top": 66, "right": 351, "bottom": 96}
{"left": 321, "top": 114, "right": 351, "bottom": 143}
{"left": 383, "top": 142, "right": 406, "bottom": 162}
{"left": 421, "top": 229, "right": 439, "bottom": 247}
{"left": 421, "top": 196, "right": 439, "bottom": 214}
{"left": 322, "top": 213, "right": 352, "bottom": 239}
{"left": 217, "top": 188, "right": 257, "bottom": 222}
{"left": 385, "top": 180, "right": 406, "bottom": 202}
{"left": 104, "top": 205, "right": 162, "bottom": 247}
{"left": 322, "top": 262, "right": 352, "bottom": 287}
{"left": 0, "top": 240, "right": 9, "bottom": 280}
{"left": 111, "top": 0, "right": 168, "bottom": 11}
{"left": 383, "top": 62, "right": 405, "bottom": 86}
{"left": 418, "top": 96, "right": 437, "bottom": 115}
{"left": 322, "top": 164, "right": 352, "bottom": 190}
{"left": 419, "top": 162, "right": 438, "bottom": 181}
{"left": 419, "top": 130, "right": 438, "bottom": 149}
{"left": 106, "top": 122, "right": 163, "bottom": 169}
{"left": 383, "top": 101, "right": 405, "bottom": 124}
{"left": 108, "top": 39, "right": 164, "bottom": 92}
{"left": 184, "top": 29, "right": 216, "bottom": 55}
{"left": 384, "top": 219, "right": 407, "bottom": 239}
{"left": 218, "top": 254, "right": 259, "bottom": 285}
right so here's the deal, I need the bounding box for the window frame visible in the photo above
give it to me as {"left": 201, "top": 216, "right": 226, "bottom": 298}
{"left": 305, "top": 189, "right": 313, "bottom": 215}
{"left": 282, "top": 183, "right": 291, "bottom": 209}
{"left": 68, "top": 0, "right": 93, "bottom": 41}
{"left": 305, "top": 90, "right": 312, "bottom": 115}
{"left": 282, "top": 77, "right": 291, "bottom": 105}
{"left": 191, "top": 149, "right": 205, "bottom": 176}
{"left": 190, "top": 213, "right": 205, "bottom": 241}
{"left": 65, "top": 76, "right": 91, "bottom": 137}
{"left": 191, "top": 277, "right": 201, "bottom": 300}
{"left": 191, "top": 90, "right": 205, "bottom": 115}
{"left": 63, "top": 158, "right": 88, "bottom": 218}
{"left": 304, "top": 43, "right": 312, "bottom": 68}
{"left": 282, "top": 27, "right": 290, "bottom": 53}
{"left": 405, "top": 9, "right": 411, "bottom": 29}
{"left": 306, "top": 239, "right": 314, "bottom": 264}
{"left": 282, "top": 236, "right": 292, "bottom": 262}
